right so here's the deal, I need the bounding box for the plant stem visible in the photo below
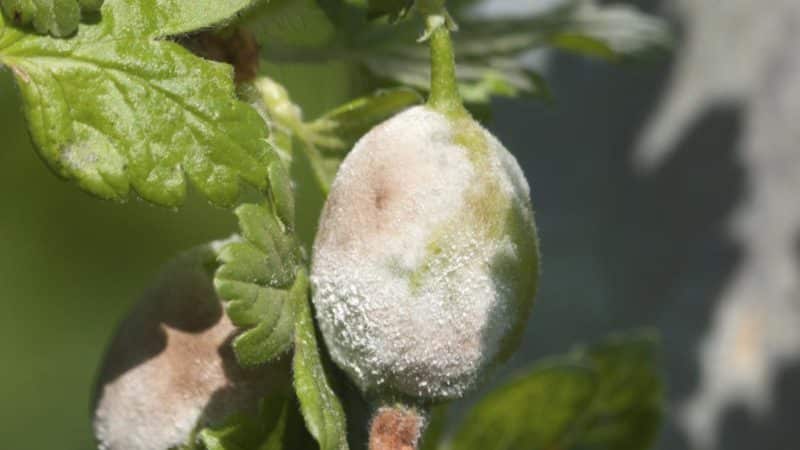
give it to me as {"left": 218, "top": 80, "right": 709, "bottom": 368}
{"left": 369, "top": 405, "right": 425, "bottom": 450}
{"left": 424, "top": 13, "right": 467, "bottom": 117}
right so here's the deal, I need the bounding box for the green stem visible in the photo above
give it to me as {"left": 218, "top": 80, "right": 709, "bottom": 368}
{"left": 425, "top": 14, "right": 466, "bottom": 117}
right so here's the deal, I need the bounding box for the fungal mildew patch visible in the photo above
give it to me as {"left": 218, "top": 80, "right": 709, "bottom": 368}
{"left": 311, "top": 106, "right": 539, "bottom": 400}
{"left": 92, "top": 247, "right": 289, "bottom": 450}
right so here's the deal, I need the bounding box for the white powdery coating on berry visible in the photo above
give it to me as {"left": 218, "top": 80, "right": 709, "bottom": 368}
{"left": 311, "top": 106, "right": 535, "bottom": 399}
{"left": 92, "top": 248, "right": 287, "bottom": 450}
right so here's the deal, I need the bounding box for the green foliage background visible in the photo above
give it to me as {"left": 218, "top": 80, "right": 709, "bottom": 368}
{"left": 0, "top": 57, "right": 358, "bottom": 447}
{"left": 0, "top": 69, "right": 232, "bottom": 448}
{"left": 0, "top": 1, "right": 673, "bottom": 448}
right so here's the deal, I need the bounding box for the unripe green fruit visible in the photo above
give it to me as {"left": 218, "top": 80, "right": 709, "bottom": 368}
{"left": 311, "top": 105, "right": 539, "bottom": 400}
{"left": 92, "top": 247, "right": 289, "bottom": 450}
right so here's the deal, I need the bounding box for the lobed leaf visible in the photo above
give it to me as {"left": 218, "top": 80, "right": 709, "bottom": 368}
{"left": 0, "top": 0, "right": 273, "bottom": 207}
{"left": 292, "top": 270, "right": 350, "bottom": 450}
{"left": 0, "top": 0, "right": 102, "bottom": 37}
{"left": 452, "top": 331, "right": 664, "bottom": 450}
{"left": 214, "top": 176, "right": 304, "bottom": 366}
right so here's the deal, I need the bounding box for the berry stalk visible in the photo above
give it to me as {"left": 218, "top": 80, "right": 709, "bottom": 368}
{"left": 369, "top": 406, "right": 425, "bottom": 450}
{"left": 424, "top": 10, "right": 466, "bottom": 117}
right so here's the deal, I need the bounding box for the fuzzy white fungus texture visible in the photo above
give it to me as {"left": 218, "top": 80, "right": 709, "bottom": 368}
{"left": 311, "top": 106, "right": 539, "bottom": 400}
{"left": 92, "top": 247, "right": 289, "bottom": 450}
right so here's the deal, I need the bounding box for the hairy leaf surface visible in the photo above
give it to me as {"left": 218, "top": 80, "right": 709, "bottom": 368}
{"left": 214, "top": 163, "right": 303, "bottom": 366}
{"left": 0, "top": 0, "right": 102, "bottom": 37}
{"left": 0, "top": 0, "right": 272, "bottom": 206}
{"left": 292, "top": 270, "right": 349, "bottom": 450}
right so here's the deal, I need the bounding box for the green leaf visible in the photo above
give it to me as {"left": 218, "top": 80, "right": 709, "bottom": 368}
{"left": 366, "top": 0, "right": 413, "bottom": 20}
{"left": 308, "top": 87, "right": 423, "bottom": 151}
{"left": 292, "top": 270, "right": 349, "bottom": 450}
{"left": 197, "top": 392, "right": 316, "bottom": 450}
{"left": 104, "top": 0, "right": 258, "bottom": 38}
{"left": 242, "top": 0, "right": 337, "bottom": 50}
{"left": 455, "top": 0, "right": 673, "bottom": 62}
{"left": 244, "top": 78, "right": 422, "bottom": 194}
{"left": 363, "top": 52, "right": 550, "bottom": 104}
{"left": 354, "top": 0, "right": 668, "bottom": 104}
{"left": 0, "top": 0, "right": 102, "bottom": 37}
{"left": 0, "top": 0, "right": 274, "bottom": 207}
{"left": 214, "top": 197, "right": 303, "bottom": 367}
{"left": 569, "top": 332, "right": 663, "bottom": 450}
{"left": 452, "top": 331, "right": 664, "bottom": 450}
{"left": 298, "top": 88, "right": 422, "bottom": 193}
{"left": 549, "top": 1, "right": 673, "bottom": 60}
{"left": 452, "top": 361, "right": 598, "bottom": 450}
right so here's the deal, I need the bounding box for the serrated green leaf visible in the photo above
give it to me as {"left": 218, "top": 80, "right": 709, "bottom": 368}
{"left": 198, "top": 391, "right": 316, "bottom": 450}
{"left": 0, "top": 0, "right": 102, "bottom": 37}
{"left": 452, "top": 331, "right": 664, "bottom": 450}
{"left": 215, "top": 202, "right": 303, "bottom": 367}
{"left": 292, "top": 270, "right": 349, "bottom": 450}
{"left": 0, "top": 0, "right": 274, "bottom": 207}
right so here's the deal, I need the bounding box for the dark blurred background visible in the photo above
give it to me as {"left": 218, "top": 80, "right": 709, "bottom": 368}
{"left": 2, "top": 0, "right": 800, "bottom": 449}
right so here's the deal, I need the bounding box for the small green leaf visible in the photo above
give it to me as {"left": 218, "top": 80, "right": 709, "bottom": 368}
{"left": 308, "top": 87, "right": 423, "bottom": 151}
{"left": 0, "top": 0, "right": 274, "bottom": 207}
{"left": 363, "top": 53, "right": 550, "bottom": 104}
{"left": 452, "top": 331, "right": 664, "bottom": 450}
{"left": 197, "top": 392, "right": 316, "bottom": 450}
{"left": 1, "top": 0, "right": 102, "bottom": 37}
{"left": 297, "top": 88, "right": 422, "bottom": 194}
{"left": 214, "top": 202, "right": 303, "bottom": 367}
{"left": 366, "top": 0, "right": 413, "bottom": 20}
{"left": 292, "top": 270, "right": 349, "bottom": 450}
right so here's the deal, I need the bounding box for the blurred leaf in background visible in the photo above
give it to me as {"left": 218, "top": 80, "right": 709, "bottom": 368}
{"left": 447, "top": 332, "right": 663, "bottom": 450}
